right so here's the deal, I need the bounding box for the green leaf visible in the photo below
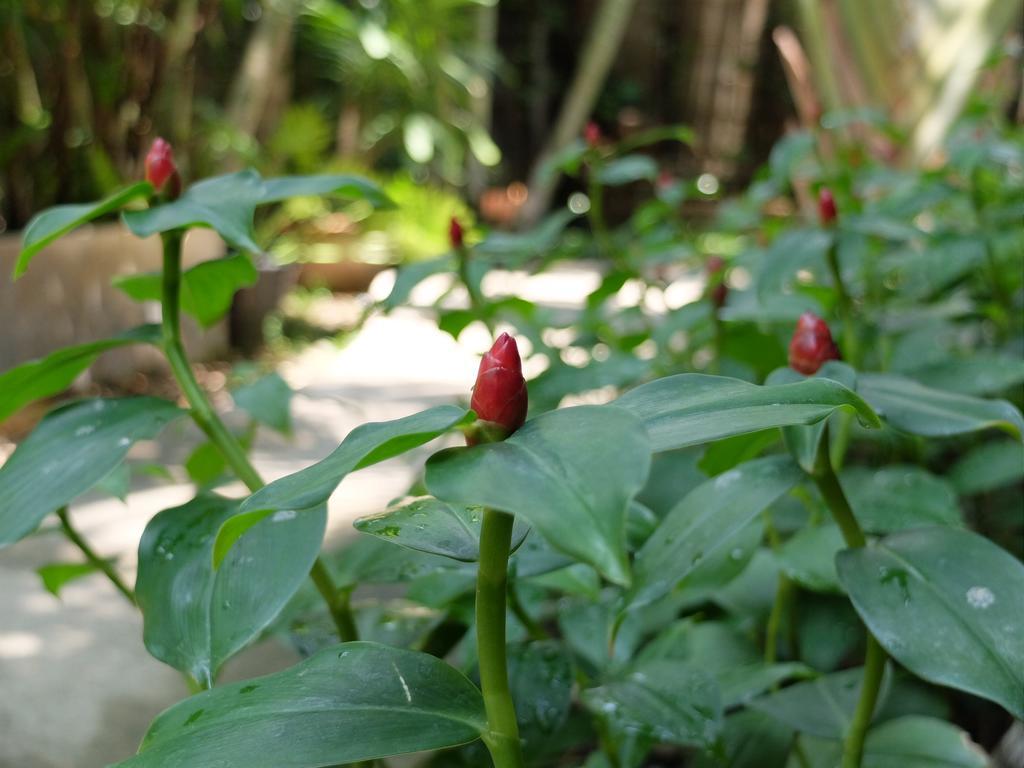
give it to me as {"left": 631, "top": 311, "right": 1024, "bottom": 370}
{"left": 354, "top": 497, "right": 529, "bottom": 562}
{"left": 836, "top": 527, "right": 1024, "bottom": 717}
{"left": 858, "top": 373, "right": 1024, "bottom": 440}
{"left": 507, "top": 641, "right": 574, "bottom": 753}
{"left": 15, "top": 182, "right": 152, "bottom": 277}
{"left": 690, "top": 711, "right": 793, "bottom": 768}
{"left": 948, "top": 440, "right": 1024, "bottom": 495}
{"left": 425, "top": 406, "right": 651, "bottom": 586}
{"left": 0, "top": 397, "right": 183, "bottom": 548}
{"left": 0, "top": 325, "right": 161, "bottom": 423}
{"left": 232, "top": 372, "right": 293, "bottom": 434}
{"left": 766, "top": 361, "right": 858, "bottom": 473}
{"left": 382, "top": 255, "right": 455, "bottom": 310}
{"left": 698, "top": 430, "right": 779, "bottom": 476}
{"left": 616, "top": 373, "right": 880, "bottom": 453}
{"left": 629, "top": 456, "right": 802, "bottom": 608}
{"left": 114, "top": 642, "right": 485, "bottom": 767}
{"left": 581, "top": 660, "right": 721, "bottom": 748}
{"left": 36, "top": 561, "right": 107, "bottom": 597}
{"left": 136, "top": 495, "right": 327, "bottom": 686}
{"left": 596, "top": 154, "right": 659, "bottom": 186}
{"left": 185, "top": 442, "right": 228, "bottom": 488}
{"left": 905, "top": 356, "right": 1024, "bottom": 396}
{"left": 258, "top": 174, "right": 392, "bottom": 208}
{"left": 223, "top": 406, "right": 471, "bottom": 565}
{"left": 114, "top": 253, "right": 259, "bottom": 328}
{"left": 858, "top": 715, "right": 988, "bottom": 768}
{"left": 841, "top": 466, "right": 963, "bottom": 533}
{"left": 776, "top": 524, "right": 845, "bottom": 593}
{"left": 750, "top": 667, "right": 889, "bottom": 738}
{"left": 122, "top": 170, "right": 388, "bottom": 253}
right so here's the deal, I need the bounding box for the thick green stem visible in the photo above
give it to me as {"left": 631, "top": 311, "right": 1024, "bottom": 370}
{"left": 586, "top": 169, "right": 614, "bottom": 262}
{"left": 310, "top": 560, "right": 359, "bottom": 642}
{"left": 825, "top": 238, "right": 859, "bottom": 368}
{"left": 811, "top": 429, "right": 885, "bottom": 768}
{"left": 56, "top": 507, "right": 136, "bottom": 605}
{"left": 159, "top": 231, "right": 356, "bottom": 643}
{"left": 476, "top": 509, "right": 524, "bottom": 768}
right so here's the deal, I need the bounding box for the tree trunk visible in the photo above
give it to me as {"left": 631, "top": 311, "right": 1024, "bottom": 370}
{"left": 518, "top": 0, "right": 638, "bottom": 227}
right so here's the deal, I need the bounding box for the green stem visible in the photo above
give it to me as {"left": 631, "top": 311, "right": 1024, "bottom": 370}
{"left": 811, "top": 428, "right": 886, "bottom": 768}
{"left": 56, "top": 507, "right": 136, "bottom": 605}
{"left": 310, "top": 561, "right": 359, "bottom": 642}
{"left": 825, "top": 237, "right": 859, "bottom": 368}
{"left": 159, "top": 231, "right": 357, "bottom": 643}
{"left": 476, "top": 509, "right": 524, "bottom": 768}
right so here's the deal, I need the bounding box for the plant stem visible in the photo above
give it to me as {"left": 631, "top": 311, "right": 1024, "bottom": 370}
{"left": 586, "top": 170, "right": 615, "bottom": 263}
{"left": 309, "top": 560, "right": 359, "bottom": 642}
{"left": 159, "top": 231, "right": 357, "bottom": 643}
{"left": 825, "top": 238, "right": 859, "bottom": 368}
{"left": 811, "top": 428, "right": 885, "bottom": 768}
{"left": 56, "top": 507, "right": 136, "bottom": 605}
{"left": 476, "top": 509, "right": 524, "bottom": 768}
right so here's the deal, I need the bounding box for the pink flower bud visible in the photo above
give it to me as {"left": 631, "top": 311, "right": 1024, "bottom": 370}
{"left": 818, "top": 187, "right": 838, "bottom": 226}
{"left": 706, "top": 256, "right": 728, "bottom": 309}
{"left": 584, "top": 121, "right": 602, "bottom": 148}
{"left": 789, "top": 312, "right": 841, "bottom": 375}
{"left": 469, "top": 333, "right": 528, "bottom": 442}
{"left": 449, "top": 216, "right": 465, "bottom": 249}
{"left": 144, "top": 138, "right": 180, "bottom": 197}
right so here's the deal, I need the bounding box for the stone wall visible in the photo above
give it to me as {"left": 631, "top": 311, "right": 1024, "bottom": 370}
{"left": 0, "top": 224, "right": 229, "bottom": 383}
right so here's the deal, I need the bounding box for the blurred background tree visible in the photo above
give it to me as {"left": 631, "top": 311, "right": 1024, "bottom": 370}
{"left": 0, "top": 0, "right": 1020, "bottom": 235}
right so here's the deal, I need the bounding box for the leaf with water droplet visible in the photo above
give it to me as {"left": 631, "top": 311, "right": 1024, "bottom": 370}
{"left": 0, "top": 397, "right": 184, "bottom": 548}
{"left": 355, "top": 497, "right": 529, "bottom": 562}
{"left": 837, "top": 527, "right": 1024, "bottom": 718}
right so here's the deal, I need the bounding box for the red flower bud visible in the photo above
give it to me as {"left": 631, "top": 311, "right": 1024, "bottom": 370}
{"left": 144, "top": 138, "right": 180, "bottom": 197}
{"left": 584, "top": 121, "right": 602, "bottom": 148}
{"left": 818, "top": 187, "right": 837, "bottom": 226}
{"left": 706, "top": 256, "right": 728, "bottom": 309}
{"left": 469, "top": 333, "right": 528, "bottom": 441}
{"left": 449, "top": 216, "right": 464, "bottom": 249}
{"left": 788, "top": 312, "right": 841, "bottom": 375}
{"left": 657, "top": 170, "right": 675, "bottom": 190}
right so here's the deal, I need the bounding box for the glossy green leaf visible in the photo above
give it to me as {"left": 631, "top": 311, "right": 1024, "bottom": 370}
{"left": 857, "top": 715, "right": 988, "bottom": 768}
{"left": 185, "top": 442, "right": 228, "bottom": 488}
{"left": 136, "top": 495, "right": 327, "bottom": 686}
{"left": 949, "top": 440, "right": 1024, "bottom": 495}
{"left": 36, "top": 561, "right": 107, "bottom": 597}
{"left": 223, "top": 406, "right": 471, "bottom": 565}
{"left": 766, "top": 361, "right": 857, "bottom": 473}
{"left": 691, "top": 710, "right": 793, "bottom": 768}
{"left": 122, "top": 170, "right": 388, "bottom": 253}
{"left": 425, "top": 406, "right": 651, "bottom": 586}
{"left": 114, "top": 642, "right": 485, "bottom": 767}
{"left": 14, "top": 182, "right": 152, "bottom": 277}
{"left": 858, "top": 373, "right": 1024, "bottom": 440}
{"left": 114, "top": 253, "right": 258, "bottom": 327}
{"left": 383, "top": 255, "right": 454, "bottom": 310}
{"left": 841, "top": 465, "right": 963, "bottom": 533}
{"left": 616, "top": 373, "right": 880, "bottom": 453}
{"left": 596, "top": 154, "right": 658, "bottom": 186}
{"left": 232, "top": 373, "right": 294, "bottom": 434}
{"left": 0, "top": 397, "right": 183, "bottom": 548}
{"left": 697, "top": 429, "right": 779, "bottom": 477}
{"left": 581, "top": 660, "right": 721, "bottom": 748}
{"left": 750, "top": 667, "right": 889, "bottom": 738}
{"left": 629, "top": 456, "right": 802, "bottom": 608}
{"left": 776, "top": 524, "right": 845, "bottom": 593}
{"left": 836, "top": 527, "right": 1024, "bottom": 717}
{"left": 906, "top": 356, "right": 1024, "bottom": 396}
{"left": 507, "top": 641, "right": 574, "bottom": 753}
{"left": 258, "top": 174, "right": 392, "bottom": 208}
{"left": 0, "top": 325, "right": 161, "bottom": 423}
{"left": 354, "top": 497, "right": 529, "bottom": 562}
